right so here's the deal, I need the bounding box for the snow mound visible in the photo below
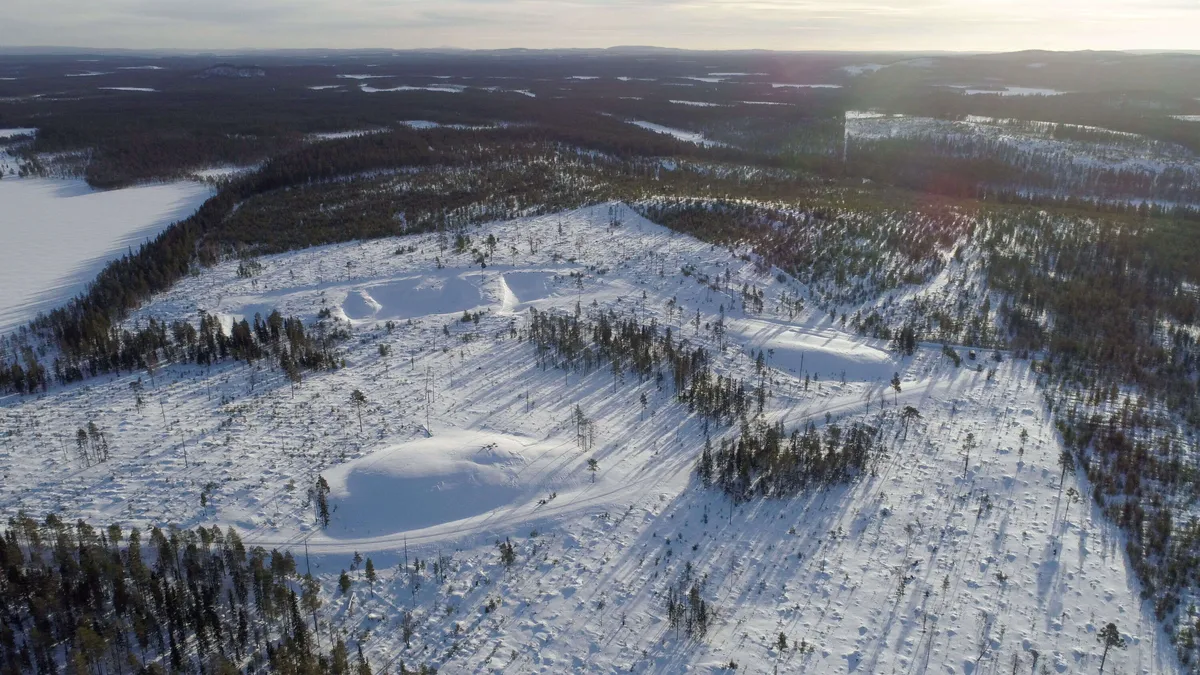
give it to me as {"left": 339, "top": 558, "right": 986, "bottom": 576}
{"left": 498, "top": 271, "right": 559, "bottom": 305}
{"left": 733, "top": 318, "right": 900, "bottom": 382}
{"left": 323, "top": 431, "right": 528, "bottom": 535}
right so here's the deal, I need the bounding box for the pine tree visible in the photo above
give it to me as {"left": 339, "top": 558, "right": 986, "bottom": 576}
{"left": 1058, "top": 449, "right": 1074, "bottom": 490}
{"left": 316, "top": 476, "right": 332, "bottom": 528}
{"left": 350, "top": 389, "right": 367, "bottom": 433}
{"left": 365, "top": 558, "right": 376, "bottom": 586}
{"left": 1097, "top": 622, "right": 1126, "bottom": 674}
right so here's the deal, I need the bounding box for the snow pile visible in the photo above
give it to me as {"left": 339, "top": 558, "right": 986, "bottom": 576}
{"left": 324, "top": 431, "right": 532, "bottom": 536}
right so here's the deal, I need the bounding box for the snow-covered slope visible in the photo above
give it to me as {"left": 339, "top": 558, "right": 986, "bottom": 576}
{"left": 0, "top": 204, "right": 1173, "bottom": 673}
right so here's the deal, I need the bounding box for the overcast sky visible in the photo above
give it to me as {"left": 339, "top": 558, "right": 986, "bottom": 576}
{"left": 3, "top": 0, "right": 1197, "bottom": 52}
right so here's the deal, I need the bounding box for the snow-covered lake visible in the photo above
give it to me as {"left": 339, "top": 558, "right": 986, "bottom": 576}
{"left": 0, "top": 177, "right": 212, "bottom": 333}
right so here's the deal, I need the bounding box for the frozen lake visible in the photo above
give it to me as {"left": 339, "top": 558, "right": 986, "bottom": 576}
{"left": 0, "top": 177, "right": 212, "bottom": 333}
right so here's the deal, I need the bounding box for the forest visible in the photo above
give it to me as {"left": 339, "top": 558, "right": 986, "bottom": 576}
{"left": 0, "top": 516, "right": 436, "bottom": 674}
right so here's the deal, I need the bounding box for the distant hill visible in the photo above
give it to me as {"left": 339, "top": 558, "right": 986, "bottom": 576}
{"left": 196, "top": 63, "right": 265, "bottom": 79}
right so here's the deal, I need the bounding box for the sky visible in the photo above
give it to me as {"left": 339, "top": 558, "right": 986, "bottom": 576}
{"left": 2, "top": 0, "right": 1198, "bottom": 52}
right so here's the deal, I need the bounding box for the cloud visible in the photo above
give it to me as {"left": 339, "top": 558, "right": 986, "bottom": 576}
{"left": 1, "top": 0, "right": 1197, "bottom": 50}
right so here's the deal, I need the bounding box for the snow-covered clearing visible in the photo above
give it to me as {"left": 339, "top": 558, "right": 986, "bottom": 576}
{"left": 0, "top": 178, "right": 211, "bottom": 333}
{"left": 308, "top": 129, "right": 389, "bottom": 141}
{"left": 842, "top": 64, "right": 886, "bottom": 76}
{"left": 669, "top": 100, "right": 727, "bottom": 107}
{"left": 190, "top": 165, "right": 257, "bottom": 180}
{"left": 0, "top": 204, "right": 1173, "bottom": 673}
{"left": 945, "top": 86, "right": 1068, "bottom": 97}
{"left": 845, "top": 111, "right": 1200, "bottom": 180}
{"left": 772, "top": 83, "right": 842, "bottom": 89}
{"left": 361, "top": 84, "right": 466, "bottom": 94}
{"left": 628, "top": 120, "right": 723, "bottom": 147}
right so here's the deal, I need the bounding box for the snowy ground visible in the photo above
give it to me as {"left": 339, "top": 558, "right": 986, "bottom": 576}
{"left": 0, "top": 204, "right": 1174, "bottom": 673}
{"left": 0, "top": 176, "right": 212, "bottom": 333}
{"left": 845, "top": 110, "right": 1200, "bottom": 185}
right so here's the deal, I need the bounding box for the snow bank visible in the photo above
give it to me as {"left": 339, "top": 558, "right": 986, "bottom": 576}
{"left": 732, "top": 318, "right": 900, "bottom": 382}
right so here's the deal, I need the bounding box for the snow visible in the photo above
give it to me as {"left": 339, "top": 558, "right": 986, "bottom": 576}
{"left": 308, "top": 129, "right": 388, "bottom": 141}
{"left": 337, "top": 274, "right": 488, "bottom": 322}
{"left": 307, "top": 85, "right": 343, "bottom": 90}
{"left": 324, "top": 430, "right": 540, "bottom": 536}
{"left": 117, "top": 65, "right": 165, "bottom": 70}
{"left": 842, "top": 64, "right": 886, "bottom": 76}
{"left": 0, "top": 203, "right": 1175, "bottom": 674}
{"left": 0, "top": 178, "right": 212, "bottom": 333}
{"left": 190, "top": 165, "right": 256, "bottom": 180}
{"left": 64, "top": 71, "right": 110, "bottom": 77}
{"left": 669, "top": 99, "right": 727, "bottom": 107}
{"left": 1172, "top": 115, "right": 1200, "bottom": 122}
{"left": 731, "top": 318, "right": 899, "bottom": 382}
{"left": 338, "top": 74, "right": 390, "bottom": 80}
{"left": 772, "top": 83, "right": 842, "bottom": 89}
{"left": 0, "top": 127, "right": 37, "bottom": 139}
{"left": 742, "top": 100, "right": 790, "bottom": 106}
{"left": 708, "top": 72, "right": 767, "bottom": 77}
{"left": 360, "top": 84, "right": 465, "bottom": 93}
{"left": 98, "top": 87, "right": 157, "bottom": 92}
{"left": 628, "top": 120, "right": 723, "bottom": 147}
{"left": 845, "top": 110, "right": 890, "bottom": 120}
{"left": 398, "top": 120, "right": 498, "bottom": 131}
{"left": 682, "top": 76, "right": 726, "bottom": 83}
{"left": 947, "top": 86, "right": 1068, "bottom": 97}
{"left": 845, "top": 112, "right": 1200, "bottom": 180}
